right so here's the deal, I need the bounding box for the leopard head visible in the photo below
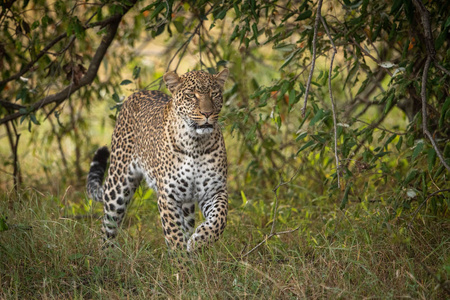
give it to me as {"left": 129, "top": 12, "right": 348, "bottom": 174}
{"left": 163, "top": 69, "right": 229, "bottom": 135}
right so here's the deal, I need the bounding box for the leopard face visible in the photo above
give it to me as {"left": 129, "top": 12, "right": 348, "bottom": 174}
{"left": 164, "top": 69, "right": 229, "bottom": 135}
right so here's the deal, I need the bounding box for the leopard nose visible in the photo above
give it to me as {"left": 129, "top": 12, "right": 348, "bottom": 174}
{"left": 200, "top": 111, "right": 213, "bottom": 118}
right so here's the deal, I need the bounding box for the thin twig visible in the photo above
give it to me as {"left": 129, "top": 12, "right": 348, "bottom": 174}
{"left": 158, "top": 14, "right": 207, "bottom": 90}
{"left": 240, "top": 225, "right": 301, "bottom": 259}
{"left": 344, "top": 112, "right": 390, "bottom": 169}
{"left": 241, "top": 165, "right": 304, "bottom": 259}
{"left": 354, "top": 119, "right": 407, "bottom": 135}
{"left": 320, "top": 15, "right": 340, "bottom": 188}
{"left": 349, "top": 37, "right": 393, "bottom": 76}
{"left": 165, "top": 6, "right": 214, "bottom": 74}
{"left": 302, "top": 0, "right": 323, "bottom": 117}
{"left": 411, "top": 188, "right": 450, "bottom": 220}
{"left": 434, "top": 62, "right": 450, "bottom": 77}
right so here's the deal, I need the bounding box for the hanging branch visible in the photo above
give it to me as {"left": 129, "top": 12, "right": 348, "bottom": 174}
{"left": 302, "top": 0, "right": 323, "bottom": 117}
{"left": 419, "top": 58, "right": 449, "bottom": 172}
{"left": 320, "top": 15, "right": 340, "bottom": 188}
{"left": 241, "top": 166, "right": 304, "bottom": 259}
{"left": 5, "top": 121, "right": 21, "bottom": 191}
{"left": 0, "top": 33, "right": 67, "bottom": 87}
{"left": 0, "top": 11, "right": 114, "bottom": 89}
{"left": 412, "top": 0, "right": 450, "bottom": 172}
{"left": 165, "top": 6, "right": 215, "bottom": 73}
{"left": 0, "top": 1, "right": 138, "bottom": 126}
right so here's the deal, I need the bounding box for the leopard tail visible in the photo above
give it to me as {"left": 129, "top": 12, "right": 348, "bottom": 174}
{"left": 86, "top": 146, "right": 110, "bottom": 202}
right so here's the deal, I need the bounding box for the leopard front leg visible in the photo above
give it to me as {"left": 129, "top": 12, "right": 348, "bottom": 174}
{"left": 157, "top": 194, "right": 190, "bottom": 250}
{"left": 187, "top": 191, "right": 228, "bottom": 252}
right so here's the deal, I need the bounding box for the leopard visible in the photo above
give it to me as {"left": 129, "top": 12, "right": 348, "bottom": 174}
{"left": 86, "top": 69, "right": 229, "bottom": 252}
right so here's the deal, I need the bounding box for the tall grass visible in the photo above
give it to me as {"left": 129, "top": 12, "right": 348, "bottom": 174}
{"left": 0, "top": 187, "right": 449, "bottom": 299}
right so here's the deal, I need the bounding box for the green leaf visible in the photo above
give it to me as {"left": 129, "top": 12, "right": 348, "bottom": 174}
{"left": 30, "top": 114, "right": 40, "bottom": 125}
{"left": 0, "top": 216, "right": 8, "bottom": 232}
{"left": 69, "top": 253, "right": 84, "bottom": 260}
{"left": 150, "top": 2, "right": 164, "bottom": 20}
{"left": 375, "top": 151, "right": 390, "bottom": 158}
{"left": 120, "top": 79, "right": 132, "bottom": 85}
{"left": 445, "top": 16, "right": 450, "bottom": 28}
{"left": 233, "top": 3, "right": 241, "bottom": 18}
{"left": 309, "top": 109, "right": 324, "bottom": 126}
{"left": 112, "top": 92, "right": 120, "bottom": 103}
{"left": 241, "top": 190, "right": 248, "bottom": 206}
{"left": 390, "top": 0, "right": 403, "bottom": 14}
{"left": 383, "top": 134, "right": 397, "bottom": 150}
{"left": 296, "top": 132, "right": 307, "bottom": 141}
{"left": 296, "top": 140, "right": 315, "bottom": 155}
{"left": 296, "top": 10, "right": 312, "bottom": 21}
{"left": 273, "top": 43, "right": 296, "bottom": 52}
{"left": 383, "top": 93, "right": 394, "bottom": 114}
{"left": 251, "top": 23, "right": 259, "bottom": 45}
{"left": 435, "top": 31, "right": 446, "bottom": 49}
{"left": 311, "top": 134, "right": 326, "bottom": 144}
{"left": 288, "top": 89, "right": 296, "bottom": 106}
{"left": 140, "top": 3, "right": 157, "bottom": 12}
{"left": 340, "top": 183, "right": 352, "bottom": 210}
{"left": 280, "top": 49, "right": 300, "bottom": 70}
{"left": 404, "top": 169, "right": 418, "bottom": 185}
{"left": 439, "top": 97, "right": 450, "bottom": 130}
{"left": 173, "top": 20, "right": 184, "bottom": 33}
{"left": 31, "top": 20, "right": 40, "bottom": 30}
{"left": 215, "top": 9, "right": 227, "bottom": 20}
{"left": 427, "top": 148, "right": 436, "bottom": 171}
{"left": 411, "top": 140, "right": 424, "bottom": 162}
{"left": 133, "top": 66, "right": 141, "bottom": 79}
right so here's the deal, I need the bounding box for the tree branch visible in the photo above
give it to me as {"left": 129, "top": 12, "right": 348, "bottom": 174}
{"left": 321, "top": 15, "right": 340, "bottom": 188}
{"left": 0, "top": 13, "right": 122, "bottom": 88}
{"left": 419, "top": 57, "right": 450, "bottom": 172}
{"left": 0, "top": 33, "right": 67, "bottom": 86}
{"left": 0, "top": 99, "right": 25, "bottom": 110}
{"left": 412, "top": 0, "right": 450, "bottom": 172}
{"left": 0, "top": 3, "right": 137, "bottom": 126}
{"left": 302, "top": 0, "right": 323, "bottom": 117}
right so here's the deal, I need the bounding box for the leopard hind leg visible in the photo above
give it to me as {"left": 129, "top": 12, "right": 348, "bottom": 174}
{"left": 101, "top": 158, "right": 142, "bottom": 241}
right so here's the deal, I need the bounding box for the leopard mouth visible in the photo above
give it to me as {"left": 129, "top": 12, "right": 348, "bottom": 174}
{"left": 195, "top": 124, "right": 213, "bottom": 129}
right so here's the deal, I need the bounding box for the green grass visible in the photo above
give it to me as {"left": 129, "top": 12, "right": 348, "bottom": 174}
{"left": 0, "top": 188, "right": 449, "bottom": 299}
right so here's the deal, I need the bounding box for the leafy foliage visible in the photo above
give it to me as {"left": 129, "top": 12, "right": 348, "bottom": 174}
{"left": 0, "top": 0, "right": 450, "bottom": 220}
{"left": 0, "top": 0, "right": 449, "bottom": 296}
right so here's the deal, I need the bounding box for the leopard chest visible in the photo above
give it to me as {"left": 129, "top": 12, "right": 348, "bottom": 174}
{"left": 162, "top": 148, "right": 224, "bottom": 204}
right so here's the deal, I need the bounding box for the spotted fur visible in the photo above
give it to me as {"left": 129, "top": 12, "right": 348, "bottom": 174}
{"left": 87, "top": 69, "right": 229, "bottom": 252}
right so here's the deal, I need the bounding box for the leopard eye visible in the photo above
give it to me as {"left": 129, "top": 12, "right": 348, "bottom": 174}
{"left": 211, "top": 91, "right": 221, "bottom": 98}
{"left": 186, "top": 93, "right": 195, "bottom": 98}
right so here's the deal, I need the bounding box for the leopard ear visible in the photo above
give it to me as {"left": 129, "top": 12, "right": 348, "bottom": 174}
{"left": 214, "top": 68, "right": 229, "bottom": 88}
{"left": 163, "top": 71, "right": 181, "bottom": 94}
